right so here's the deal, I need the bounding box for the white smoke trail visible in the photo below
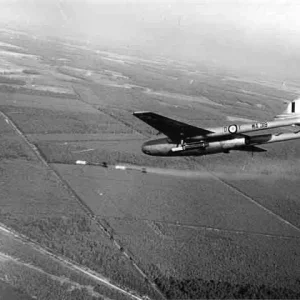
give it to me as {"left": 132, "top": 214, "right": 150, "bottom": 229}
{"left": 119, "top": 164, "right": 298, "bottom": 180}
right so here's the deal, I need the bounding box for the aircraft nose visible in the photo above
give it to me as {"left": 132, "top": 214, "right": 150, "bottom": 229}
{"left": 142, "top": 141, "right": 152, "bottom": 154}
{"left": 141, "top": 138, "right": 171, "bottom": 156}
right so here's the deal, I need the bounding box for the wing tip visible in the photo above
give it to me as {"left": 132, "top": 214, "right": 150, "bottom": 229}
{"left": 133, "top": 111, "right": 152, "bottom": 116}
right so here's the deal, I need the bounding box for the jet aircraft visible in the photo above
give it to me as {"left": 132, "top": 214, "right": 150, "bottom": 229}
{"left": 133, "top": 98, "right": 300, "bottom": 156}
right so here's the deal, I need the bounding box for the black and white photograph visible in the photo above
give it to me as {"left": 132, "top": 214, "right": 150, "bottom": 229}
{"left": 0, "top": 0, "right": 299, "bottom": 299}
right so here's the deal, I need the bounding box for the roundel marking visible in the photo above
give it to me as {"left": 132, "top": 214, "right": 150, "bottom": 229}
{"left": 228, "top": 124, "right": 238, "bottom": 134}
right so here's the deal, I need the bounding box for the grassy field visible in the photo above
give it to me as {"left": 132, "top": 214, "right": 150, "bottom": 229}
{"left": 0, "top": 110, "right": 162, "bottom": 298}
{"left": 115, "top": 223, "right": 300, "bottom": 298}
{"left": 0, "top": 116, "right": 37, "bottom": 161}
{"left": 0, "top": 28, "right": 299, "bottom": 299}
{"left": 0, "top": 158, "right": 161, "bottom": 299}
{"left": 0, "top": 280, "right": 33, "bottom": 300}
{"left": 52, "top": 164, "right": 300, "bottom": 298}
{"left": 36, "top": 139, "right": 199, "bottom": 169}
{"left": 0, "top": 216, "right": 142, "bottom": 300}
{"left": 1, "top": 105, "right": 133, "bottom": 134}
{"left": 0, "top": 84, "right": 78, "bottom": 99}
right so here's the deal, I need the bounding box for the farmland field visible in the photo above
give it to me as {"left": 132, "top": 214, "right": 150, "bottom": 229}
{"left": 0, "top": 26, "right": 299, "bottom": 299}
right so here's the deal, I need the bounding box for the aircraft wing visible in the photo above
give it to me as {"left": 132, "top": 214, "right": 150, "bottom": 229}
{"left": 133, "top": 111, "right": 213, "bottom": 141}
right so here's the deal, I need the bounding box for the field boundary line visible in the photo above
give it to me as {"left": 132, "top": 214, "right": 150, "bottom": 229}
{"left": 72, "top": 85, "right": 151, "bottom": 137}
{"left": 0, "top": 222, "right": 143, "bottom": 300}
{"left": 188, "top": 156, "right": 300, "bottom": 235}
{"left": 72, "top": 86, "right": 167, "bottom": 298}
{"left": 0, "top": 251, "right": 108, "bottom": 299}
{"left": 210, "top": 174, "right": 300, "bottom": 234}
{"left": 105, "top": 215, "right": 300, "bottom": 240}
{"left": 0, "top": 110, "right": 166, "bottom": 300}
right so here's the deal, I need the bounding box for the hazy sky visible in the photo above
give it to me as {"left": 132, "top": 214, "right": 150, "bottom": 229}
{"left": 1, "top": 0, "right": 300, "bottom": 80}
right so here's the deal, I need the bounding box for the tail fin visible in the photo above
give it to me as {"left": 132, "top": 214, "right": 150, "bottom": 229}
{"left": 275, "top": 98, "right": 300, "bottom": 120}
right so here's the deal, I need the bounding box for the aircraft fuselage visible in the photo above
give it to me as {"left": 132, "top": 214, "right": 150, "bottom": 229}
{"left": 134, "top": 98, "right": 300, "bottom": 157}
{"left": 142, "top": 131, "right": 300, "bottom": 156}
{"left": 197, "top": 117, "right": 299, "bottom": 139}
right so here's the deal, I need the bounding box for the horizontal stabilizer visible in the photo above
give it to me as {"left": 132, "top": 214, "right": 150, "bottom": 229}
{"left": 133, "top": 111, "right": 213, "bottom": 141}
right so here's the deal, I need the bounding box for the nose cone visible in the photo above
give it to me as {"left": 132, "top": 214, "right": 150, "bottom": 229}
{"left": 141, "top": 138, "right": 174, "bottom": 156}
{"left": 142, "top": 140, "right": 154, "bottom": 155}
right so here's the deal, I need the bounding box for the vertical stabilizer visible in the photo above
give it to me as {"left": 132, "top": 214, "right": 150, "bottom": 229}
{"left": 275, "top": 98, "right": 300, "bottom": 120}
